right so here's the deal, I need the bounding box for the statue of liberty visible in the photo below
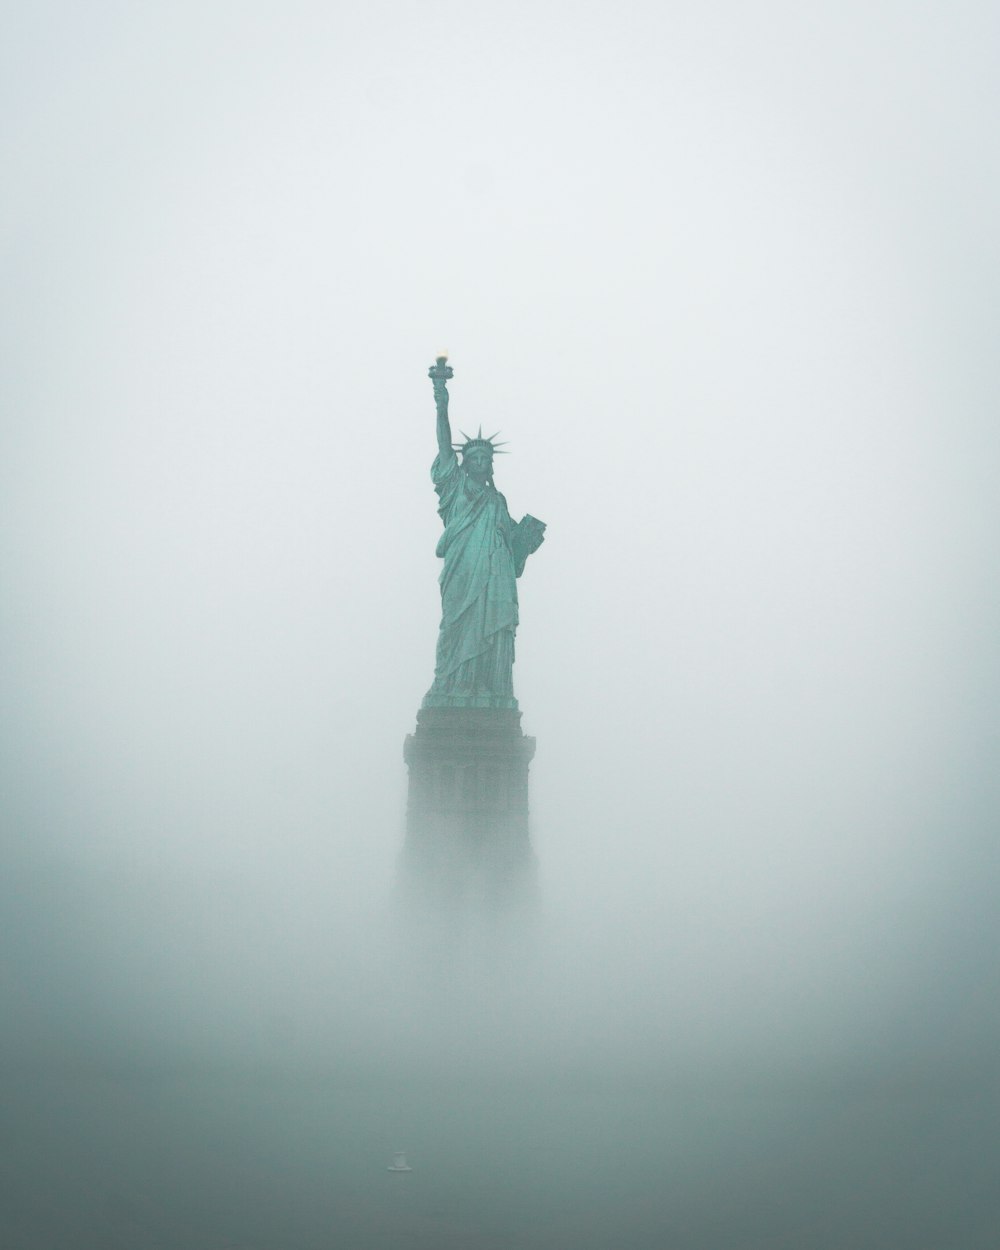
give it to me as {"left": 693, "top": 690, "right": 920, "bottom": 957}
{"left": 423, "top": 356, "right": 546, "bottom": 710}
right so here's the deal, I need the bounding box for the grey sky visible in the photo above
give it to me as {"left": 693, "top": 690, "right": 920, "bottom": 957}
{"left": 3, "top": 0, "right": 999, "bottom": 1089}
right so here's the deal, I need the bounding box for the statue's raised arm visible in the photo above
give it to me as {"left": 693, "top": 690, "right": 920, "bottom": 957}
{"left": 428, "top": 356, "right": 454, "bottom": 459}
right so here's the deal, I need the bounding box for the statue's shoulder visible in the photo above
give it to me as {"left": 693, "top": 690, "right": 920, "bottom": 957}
{"left": 431, "top": 449, "right": 460, "bottom": 483}
{"left": 432, "top": 452, "right": 462, "bottom": 507}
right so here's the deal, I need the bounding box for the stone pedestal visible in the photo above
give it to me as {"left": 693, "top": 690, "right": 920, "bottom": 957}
{"left": 401, "top": 707, "right": 537, "bottom": 915}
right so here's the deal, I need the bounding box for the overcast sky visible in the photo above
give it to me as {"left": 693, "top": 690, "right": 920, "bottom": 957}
{"left": 3, "top": 0, "right": 999, "bottom": 1083}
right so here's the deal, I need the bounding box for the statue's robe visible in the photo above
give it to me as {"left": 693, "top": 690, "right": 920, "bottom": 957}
{"left": 423, "top": 450, "right": 521, "bottom": 709}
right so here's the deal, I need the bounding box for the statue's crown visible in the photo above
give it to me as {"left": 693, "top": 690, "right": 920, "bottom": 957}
{"left": 453, "top": 426, "right": 509, "bottom": 457}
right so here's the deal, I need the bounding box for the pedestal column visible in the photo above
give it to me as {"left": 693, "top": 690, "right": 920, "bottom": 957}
{"left": 401, "top": 707, "right": 537, "bottom": 914}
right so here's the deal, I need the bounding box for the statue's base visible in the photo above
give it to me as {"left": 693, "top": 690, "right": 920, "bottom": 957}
{"left": 420, "top": 694, "right": 519, "bottom": 710}
{"left": 400, "top": 706, "right": 537, "bottom": 919}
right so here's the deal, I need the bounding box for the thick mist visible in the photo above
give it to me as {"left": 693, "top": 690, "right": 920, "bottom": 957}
{"left": 3, "top": 2, "right": 999, "bottom": 1246}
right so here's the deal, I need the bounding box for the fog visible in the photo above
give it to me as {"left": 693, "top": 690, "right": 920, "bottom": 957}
{"left": 3, "top": 2, "right": 999, "bottom": 1246}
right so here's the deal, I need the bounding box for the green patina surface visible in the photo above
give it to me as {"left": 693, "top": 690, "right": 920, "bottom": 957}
{"left": 422, "top": 358, "right": 546, "bottom": 710}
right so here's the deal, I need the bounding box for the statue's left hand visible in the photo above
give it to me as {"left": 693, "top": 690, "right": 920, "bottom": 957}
{"left": 518, "top": 515, "right": 546, "bottom": 551}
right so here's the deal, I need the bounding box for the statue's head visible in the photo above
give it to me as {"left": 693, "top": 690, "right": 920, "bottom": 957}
{"left": 455, "top": 428, "right": 507, "bottom": 485}
{"left": 462, "top": 443, "right": 494, "bottom": 483}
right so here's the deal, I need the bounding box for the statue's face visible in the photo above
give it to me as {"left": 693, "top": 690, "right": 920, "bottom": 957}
{"left": 463, "top": 449, "right": 494, "bottom": 482}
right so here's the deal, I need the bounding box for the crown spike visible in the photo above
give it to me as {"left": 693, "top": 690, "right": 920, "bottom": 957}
{"left": 455, "top": 428, "right": 512, "bottom": 458}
